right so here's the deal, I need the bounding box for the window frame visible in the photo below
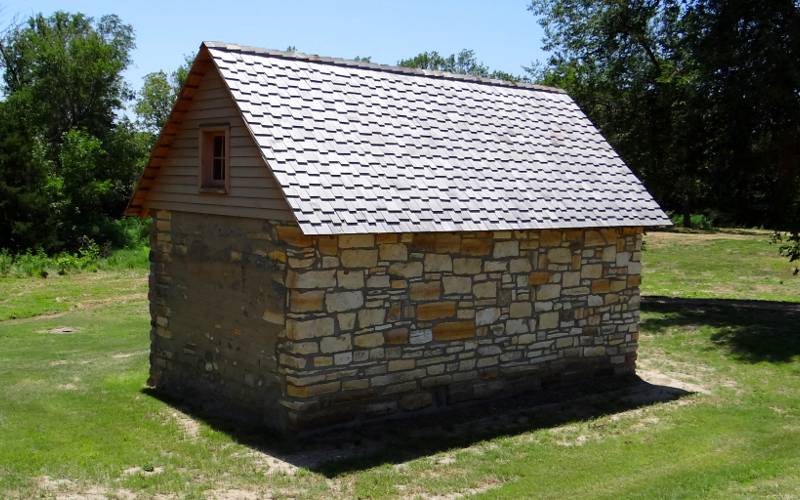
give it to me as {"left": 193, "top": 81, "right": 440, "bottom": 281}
{"left": 198, "top": 124, "right": 231, "bottom": 194}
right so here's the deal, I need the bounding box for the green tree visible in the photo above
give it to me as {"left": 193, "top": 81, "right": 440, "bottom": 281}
{"left": 134, "top": 55, "right": 192, "bottom": 134}
{"left": 529, "top": 0, "right": 800, "bottom": 230}
{"left": 0, "top": 11, "right": 144, "bottom": 251}
{"left": 399, "top": 49, "right": 524, "bottom": 82}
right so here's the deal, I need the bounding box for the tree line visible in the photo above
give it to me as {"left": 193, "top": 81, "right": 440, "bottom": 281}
{"left": 0, "top": 6, "right": 797, "bottom": 268}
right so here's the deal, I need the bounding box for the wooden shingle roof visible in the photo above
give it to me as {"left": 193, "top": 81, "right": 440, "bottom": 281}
{"left": 129, "top": 41, "right": 670, "bottom": 233}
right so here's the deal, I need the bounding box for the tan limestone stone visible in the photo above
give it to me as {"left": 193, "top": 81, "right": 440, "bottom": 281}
{"left": 326, "top": 290, "right": 364, "bottom": 312}
{"left": 338, "top": 312, "right": 356, "bottom": 331}
{"left": 473, "top": 281, "right": 497, "bottom": 299}
{"left": 354, "top": 332, "right": 384, "bottom": 348}
{"left": 539, "top": 311, "right": 560, "bottom": 329}
{"left": 509, "top": 258, "right": 532, "bottom": 274}
{"left": 433, "top": 320, "right": 476, "bottom": 341}
{"left": 547, "top": 247, "right": 572, "bottom": 264}
{"left": 358, "top": 308, "right": 386, "bottom": 328}
{"left": 424, "top": 253, "right": 453, "bottom": 272}
{"left": 339, "top": 234, "right": 375, "bottom": 248}
{"left": 443, "top": 276, "right": 472, "bottom": 295}
{"left": 461, "top": 237, "right": 492, "bottom": 256}
{"left": 493, "top": 240, "right": 519, "bottom": 258}
{"left": 318, "top": 236, "right": 338, "bottom": 256}
{"left": 417, "top": 301, "right": 457, "bottom": 320}
{"left": 581, "top": 263, "right": 603, "bottom": 279}
{"left": 341, "top": 249, "right": 378, "bottom": 268}
{"left": 388, "top": 261, "right": 423, "bottom": 278}
{"left": 379, "top": 243, "right": 408, "bottom": 261}
{"left": 540, "top": 230, "right": 562, "bottom": 246}
{"left": 388, "top": 359, "right": 415, "bottom": 371}
{"left": 384, "top": 327, "right": 410, "bottom": 345}
{"left": 287, "top": 269, "right": 336, "bottom": 289}
{"left": 591, "top": 279, "right": 611, "bottom": 293}
{"left": 537, "top": 284, "right": 561, "bottom": 300}
{"left": 509, "top": 301, "right": 532, "bottom": 318}
{"left": 453, "top": 257, "right": 482, "bottom": 275}
{"left": 320, "top": 334, "right": 351, "bottom": 353}
{"left": 475, "top": 307, "right": 500, "bottom": 326}
{"left": 287, "top": 317, "right": 334, "bottom": 340}
{"left": 337, "top": 269, "right": 365, "bottom": 289}
{"left": 410, "top": 281, "right": 441, "bottom": 301}
{"left": 528, "top": 271, "right": 551, "bottom": 286}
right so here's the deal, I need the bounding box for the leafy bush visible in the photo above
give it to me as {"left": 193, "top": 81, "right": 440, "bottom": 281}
{"left": 0, "top": 240, "right": 148, "bottom": 278}
{"left": 669, "top": 213, "right": 716, "bottom": 230}
{"left": 772, "top": 231, "right": 800, "bottom": 275}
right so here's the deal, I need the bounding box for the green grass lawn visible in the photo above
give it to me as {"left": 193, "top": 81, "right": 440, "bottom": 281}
{"left": 0, "top": 231, "right": 798, "bottom": 498}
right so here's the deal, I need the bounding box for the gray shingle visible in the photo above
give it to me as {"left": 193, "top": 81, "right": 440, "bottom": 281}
{"left": 204, "top": 41, "right": 671, "bottom": 234}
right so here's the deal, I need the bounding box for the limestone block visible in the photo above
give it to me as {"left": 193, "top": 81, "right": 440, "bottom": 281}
{"left": 453, "top": 258, "right": 482, "bottom": 275}
{"left": 358, "top": 307, "right": 386, "bottom": 328}
{"left": 400, "top": 392, "right": 433, "bottom": 410}
{"left": 337, "top": 270, "right": 365, "bottom": 289}
{"left": 409, "top": 328, "right": 432, "bottom": 344}
{"left": 461, "top": 237, "right": 492, "bottom": 256}
{"left": 581, "top": 264, "right": 603, "bottom": 279}
{"left": 354, "top": 332, "right": 384, "bottom": 348}
{"left": 475, "top": 307, "right": 500, "bottom": 326}
{"left": 493, "top": 240, "right": 519, "bottom": 258}
{"left": 473, "top": 281, "right": 497, "bottom": 299}
{"left": 334, "top": 352, "right": 353, "bottom": 365}
{"left": 379, "top": 243, "right": 408, "bottom": 261}
{"left": 320, "top": 334, "right": 352, "bottom": 353}
{"left": 433, "top": 320, "right": 476, "bottom": 341}
{"left": 417, "top": 301, "right": 457, "bottom": 320}
{"left": 367, "top": 274, "right": 391, "bottom": 288}
{"left": 389, "top": 261, "right": 423, "bottom": 278}
{"left": 528, "top": 271, "right": 551, "bottom": 286}
{"left": 410, "top": 281, "right": 442, "bottom": 301}
{"left": 338, "top": 312, "right": 356, "bottom": 331}
{"left": 388, "top": 359, "right": 415, "bottom": 371}
{"left": 539, "top": 311, "right": 559, "bottom": 330}
{"left": 339, "top": 234, "right": 375, "bottom": 248}
{"left": 424, "top": 253, "right": 453, "bottom": 272}
{"left": 290, "top": 290, "right": 325, "bottom": 312}
{"left": 326, "top": 290, "right": 364, "bottom": 312}
{"left": 547, "top": 247, "right": 572, "bottom": 264}
{"left": 287, "top": 269, "right": 336, "bottom": 289}
{"left": 505, "top": 319, "right": 529, "bottom": 334}
{"left": 341, "top": 249, "right": 378, "bottom": 268}
{"left": 509, "top": 301, "right": 532, "bottom": 318}
{"left": 537, "top": 284, "right": 561, "bottom": 300}
{"left": 443, "top": 276, "right": 472, "bottom": 295}
{"left": 385, "top": 327, "right": 410, "bottom": 345}
{"left": 287, "top": 317, "right": 334, "bottom": 340}
{"left": 509, "top": 258, "right": 532, "bottom": 274}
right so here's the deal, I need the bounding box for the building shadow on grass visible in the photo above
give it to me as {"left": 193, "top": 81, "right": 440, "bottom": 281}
{"left": 143, "top": 373, "right": 690, "bottom": 477}
{"left": 641, "top": 296, "right": 800, "bottom": 364}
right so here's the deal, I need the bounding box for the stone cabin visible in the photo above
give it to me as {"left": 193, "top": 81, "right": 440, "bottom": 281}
{"left": 126, "top": 42, "right": 670, "bottom": 433}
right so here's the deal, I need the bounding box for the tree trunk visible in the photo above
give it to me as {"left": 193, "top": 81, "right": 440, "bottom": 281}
{"left": 683, "top": 210, "right": 691, "bottom": 228}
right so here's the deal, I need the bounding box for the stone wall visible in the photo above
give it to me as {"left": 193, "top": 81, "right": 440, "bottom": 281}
{"left": 148, "top": 210, "right": 290, "bottom": 430}
{"left": 277, "top": 225, "right": 643, "bottom": 430}
{"left": 149, "top": 209, "right": 643, "bottom": 432}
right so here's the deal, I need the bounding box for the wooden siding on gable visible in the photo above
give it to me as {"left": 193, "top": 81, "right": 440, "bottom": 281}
{"left": 143, "top": 68, "right": 294, "bottom": 221}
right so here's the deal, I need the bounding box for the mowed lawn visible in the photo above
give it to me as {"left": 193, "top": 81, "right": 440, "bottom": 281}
{"left": 0, "top": 230, "right": 798, "bottom": 498}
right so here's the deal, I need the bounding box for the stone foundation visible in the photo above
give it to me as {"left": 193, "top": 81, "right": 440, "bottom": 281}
{"left": 149, "top": 210, "right": 643, "bottom": 433}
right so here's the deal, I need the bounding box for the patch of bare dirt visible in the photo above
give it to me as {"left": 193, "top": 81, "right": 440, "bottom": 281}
{"left": 637, "top": 368, "right": 711, "bottom": 395}
{"left": 122, "top": 465, "right": 164, "bottom": 477}
{"left": 45, "top": 326, "right": 81, "bottom": 335}
{"left": 420, "top": 479, "right": 502, "bottom": 499}
{"left": 35, "top": 476, "right": 136, "bottom": 500}
{"left": 232, "top": 450, "right": 300, "bottom": 476}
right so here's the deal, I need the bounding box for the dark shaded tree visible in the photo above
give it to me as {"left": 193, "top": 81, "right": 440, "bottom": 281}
{"left": 399, "top": 49, "right": 524, "bottom": 82}
{"left": 530, "top": 0, "right": 800, "bottom": 230}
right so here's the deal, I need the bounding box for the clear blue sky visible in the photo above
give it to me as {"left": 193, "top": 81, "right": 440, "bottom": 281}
{"left": 2, "top": 0, "right": 548, "bottom": 94}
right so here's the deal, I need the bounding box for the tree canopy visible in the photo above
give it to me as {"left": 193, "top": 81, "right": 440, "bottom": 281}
{"left": 529, "top": 0, "right": 800, "bottom": 229}
{"left": 0, "top": 12, "right": 148, "bottom": 251}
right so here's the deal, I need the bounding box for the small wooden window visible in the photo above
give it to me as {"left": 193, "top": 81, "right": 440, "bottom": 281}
{"left": 199, "top": 126, "right": 230, "bottom": 192}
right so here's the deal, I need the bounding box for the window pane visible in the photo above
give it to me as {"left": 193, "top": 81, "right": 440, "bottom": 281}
{"left": 213, "top": 158, "right": 223, "bottom": 181}
{"left": 213, "top": 135, "right": 224, "bottom": 157}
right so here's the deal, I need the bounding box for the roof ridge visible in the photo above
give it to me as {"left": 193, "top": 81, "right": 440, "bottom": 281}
{"left": 202, "top": 41, "right": 566, "bottom": 94}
